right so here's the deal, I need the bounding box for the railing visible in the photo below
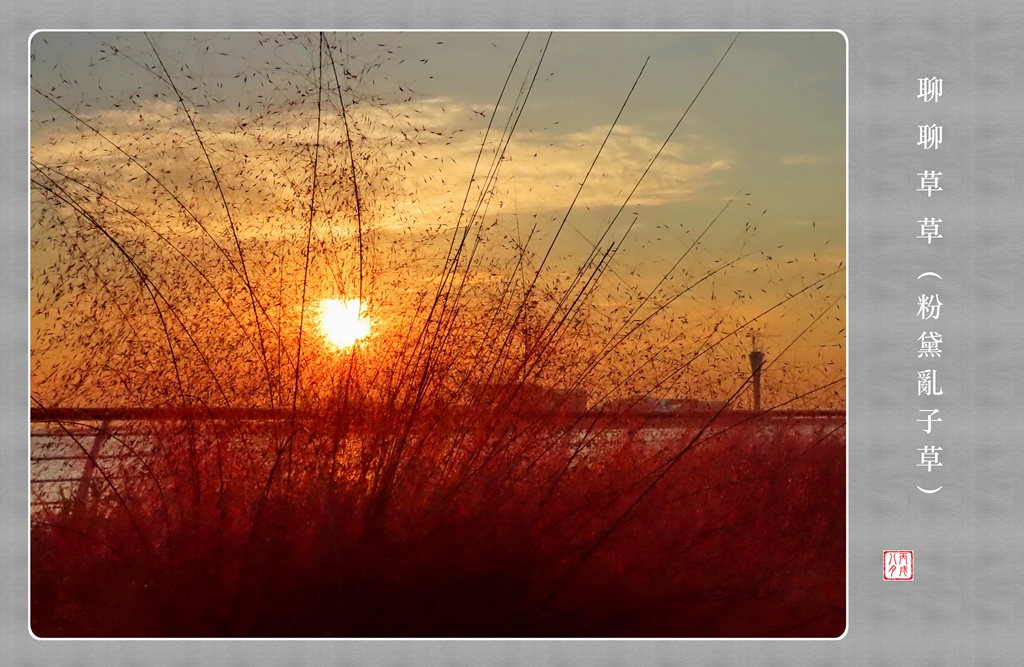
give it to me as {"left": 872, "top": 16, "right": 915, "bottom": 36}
{"left": 30, "top": 406, "right": 845, "bottom": 513}
{"left": 31, "top": 406, "right": 844, "bottom": 423}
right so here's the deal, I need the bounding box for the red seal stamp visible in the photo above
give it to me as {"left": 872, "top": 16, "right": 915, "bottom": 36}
{"left": 883, "top": 550, "right": 914, "bottom": 580}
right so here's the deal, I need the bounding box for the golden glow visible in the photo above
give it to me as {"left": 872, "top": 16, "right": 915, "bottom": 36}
{"left": 317, "top": 298, "right": 372, "bottom": 351}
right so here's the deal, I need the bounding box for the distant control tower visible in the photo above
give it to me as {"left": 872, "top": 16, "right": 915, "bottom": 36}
{"left": 748, "top": 336, "right": 765, "bottom": 412}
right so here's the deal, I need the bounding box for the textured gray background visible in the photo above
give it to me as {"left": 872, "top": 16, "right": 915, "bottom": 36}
{"left": 5, "top": 2, "right": 1023, "bottom": 665}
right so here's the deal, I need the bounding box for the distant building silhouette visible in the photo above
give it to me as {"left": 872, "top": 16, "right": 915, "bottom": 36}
{"left": 602, "top": 396, "right": 727, "bottom": 415}
{"left": 462, "top": 381, "right": 588, "bottom": 415}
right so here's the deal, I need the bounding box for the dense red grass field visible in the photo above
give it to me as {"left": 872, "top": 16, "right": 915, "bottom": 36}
{"left": 30, "top": 411, "right": 844, "bottom": 638}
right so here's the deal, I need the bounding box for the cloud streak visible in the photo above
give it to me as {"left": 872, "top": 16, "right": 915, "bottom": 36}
{"left": 778, "top": 153, "right": 829, "bottom": 166}
{"left": 33, "top": 94, "right": 735, "bottom": 238}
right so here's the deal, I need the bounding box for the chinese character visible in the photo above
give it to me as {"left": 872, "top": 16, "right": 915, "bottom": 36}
{"left": 917, "top": 217, "right": 943, "bottom": 243}
{"left": 884, "top": 550, "right": 915, "bottom": 581}
{"left": 917, "top": 294, "right": 943, "bottom": 320}
{"left": 917, "top": 369, "right": 944, "bottom": 396}
{"left": 917, "top": 170, "right": 943, "bottom": 196}
{"left": 917, "top": 443, "right": 943, "bottom": 468}
{"left": 917, "top": 409, "right": 942, "bottom": 434}
{"left": 918, "top": 331, "right": 943, "bottom": 358}
{"left": 918, "top": 77, "right": 943, "bottom": 102}
{"left": 918, "top": 124, "right": 943, "bottom": 150}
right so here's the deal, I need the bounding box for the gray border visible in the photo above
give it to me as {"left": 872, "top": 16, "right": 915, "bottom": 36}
{"left": 7, "top": 3, "right": 1023, "bottom": 666}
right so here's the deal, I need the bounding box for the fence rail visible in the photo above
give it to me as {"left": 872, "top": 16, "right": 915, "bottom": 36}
{"left": 30, "top": 406, "right": 845, "bottom": 513}
{"left": 30, "top": 406, "right": 845, "bottom": 423}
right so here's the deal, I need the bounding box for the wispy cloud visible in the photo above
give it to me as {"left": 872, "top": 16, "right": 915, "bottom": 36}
{"left": 778, "top": 153, "right": 828, "bottom": 166}
{"left": 33, "top": 95, "right": 735, "bottom": 238}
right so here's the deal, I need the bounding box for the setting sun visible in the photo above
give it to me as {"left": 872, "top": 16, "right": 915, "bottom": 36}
{"left": 317, "top": 298, "right": 372, "bottom": 350}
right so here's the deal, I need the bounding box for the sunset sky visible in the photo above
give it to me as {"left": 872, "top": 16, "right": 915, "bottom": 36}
{"left": 31, "top": 31, "right": 845, "bottom": 408}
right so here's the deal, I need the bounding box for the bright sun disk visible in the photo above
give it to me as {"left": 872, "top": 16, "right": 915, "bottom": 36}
{"left": 317, "top": 298, "right": 372, "bottom": 350}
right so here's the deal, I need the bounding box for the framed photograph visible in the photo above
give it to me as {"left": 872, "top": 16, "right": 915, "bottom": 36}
{"left": 29, "top": 30, "right": 846, "bottom": 639}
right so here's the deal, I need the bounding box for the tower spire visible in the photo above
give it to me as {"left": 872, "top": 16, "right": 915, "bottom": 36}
{"left": 748, "top": 334, "right": 764, "bottom": 412}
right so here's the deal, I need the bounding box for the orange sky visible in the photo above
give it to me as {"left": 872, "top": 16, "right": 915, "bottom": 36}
{"left": 31, "top": 32, "right": 845, "bottom": 410}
